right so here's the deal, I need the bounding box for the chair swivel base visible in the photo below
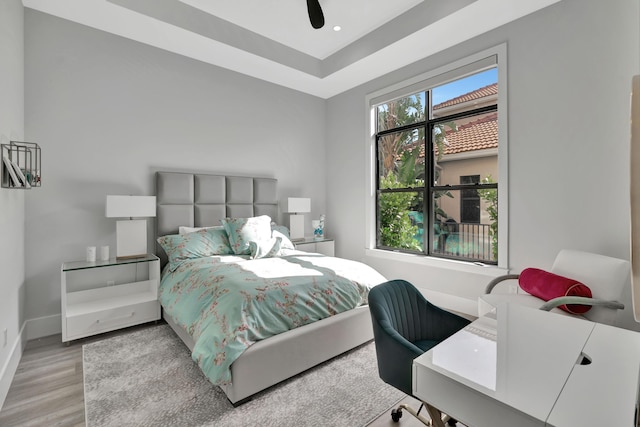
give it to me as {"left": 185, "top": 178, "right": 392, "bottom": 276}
{"left": 390, "top": 402, "right": 457, "bottom": 426}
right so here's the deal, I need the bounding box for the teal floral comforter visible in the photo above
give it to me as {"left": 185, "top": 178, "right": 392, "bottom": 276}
{"left": 159, "top": 251, "right": 386, "bottom": 386}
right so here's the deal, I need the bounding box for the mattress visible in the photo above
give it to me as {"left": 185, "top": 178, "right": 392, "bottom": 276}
{"left": 159, "top": 249, "right": 386, "bottom": 386}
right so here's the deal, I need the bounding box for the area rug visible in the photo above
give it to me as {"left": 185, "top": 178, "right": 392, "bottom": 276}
{"left": 83, "top": 324, "right": 405, "bottom": 427}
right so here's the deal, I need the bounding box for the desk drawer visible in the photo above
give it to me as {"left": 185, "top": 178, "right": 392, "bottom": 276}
{"left": 66, "top": 301, "right": 159, "bottom": 339}
{"left": 413, "top": 360, "right": 544, "bottom": 427}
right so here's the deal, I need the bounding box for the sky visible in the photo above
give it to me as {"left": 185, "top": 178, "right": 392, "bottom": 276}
{"left": 432, "top": 68, "right": 498, "bottom": 105}
{"left": 376, "top": 67, "right": 498, "bottom": 119}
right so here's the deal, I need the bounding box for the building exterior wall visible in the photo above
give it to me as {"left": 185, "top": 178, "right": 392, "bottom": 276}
{"left": 438, "top": 153, "right": 498, "bottom": 224}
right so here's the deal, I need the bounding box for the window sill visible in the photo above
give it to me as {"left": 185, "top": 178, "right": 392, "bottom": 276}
{"left": 364, "top": 248, "right": 509, "bottom": 278}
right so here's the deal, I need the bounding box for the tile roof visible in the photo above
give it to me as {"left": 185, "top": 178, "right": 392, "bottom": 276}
{"left": 442, "top": 112, "right": 498, "bottom": 155}
{"left": 405, "top": 112, "right": 498, "bottom": 160}
{"left": 433, "top": 83, "right": 497, "bottom": 110}
{"left": 394, "top": 83, "right": 498, "bottom": 161}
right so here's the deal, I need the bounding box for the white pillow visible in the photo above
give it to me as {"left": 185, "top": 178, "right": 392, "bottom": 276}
{"left": 272, "top": 229, "right": 295, "bottom": 250}
{"left": 249, "top": 237, "right": 283, "bottom": 259}
{"left": 221, "top": 215, "right": 273, "bottom": 255}
{"left": 178, "top": 225, "right": 222, "bottom": 235}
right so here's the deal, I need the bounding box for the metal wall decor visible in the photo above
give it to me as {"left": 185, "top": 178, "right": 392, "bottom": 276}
{"left": 1, "top": 141, "right": 41, "bottom": 189}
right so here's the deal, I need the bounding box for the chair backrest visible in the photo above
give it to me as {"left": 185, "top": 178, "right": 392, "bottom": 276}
{"left": 369, "top": 280, "right": 428, "bottom": 344}
{"left": 369, "top": 279, "right": 471, "bottom": 396}
{"left": 368, "top": 280, "right": 427, "bottom": 395}
{"left": 550, "top": 249, "right": 630, "bottom": 324}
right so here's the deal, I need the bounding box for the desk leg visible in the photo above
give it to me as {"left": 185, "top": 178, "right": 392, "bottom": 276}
{"left": 425, "top": 404, "right": 446, "bottom": 427}
{"left": 395, "top": 403, "right": 432, "bottom": 425}
{"left": 393, "top": 402, "right": 448, "bottom": 426}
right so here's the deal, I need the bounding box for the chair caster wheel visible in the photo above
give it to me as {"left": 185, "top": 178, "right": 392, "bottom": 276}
{"left": 391, "top": 408, "right": 403, "bottom": 422}
{"left": 447, "top": 419, "right": 458, "bottom": 426}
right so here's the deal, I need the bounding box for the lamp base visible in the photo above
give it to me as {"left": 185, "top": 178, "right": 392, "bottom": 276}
{"left": 116, "top": 254, "right": 148, "bottom": 260}
{"left": 289, "top": 214, "right": 305, "bottom": 240}
{"left": 116, "top": 219, "right": 148, "bottom": 259}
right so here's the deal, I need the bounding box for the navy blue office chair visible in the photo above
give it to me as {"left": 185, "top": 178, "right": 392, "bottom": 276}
{"left": 368, "top": 279, "right": 471, "bottom": 426}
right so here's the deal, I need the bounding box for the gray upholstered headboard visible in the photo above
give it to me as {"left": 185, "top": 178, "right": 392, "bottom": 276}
{"left": 154, "top": 171, "right": 278, "bottom": 265}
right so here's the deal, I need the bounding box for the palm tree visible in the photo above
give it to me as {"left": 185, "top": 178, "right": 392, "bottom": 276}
{"left": 377, "top": 96, "right": 424, "bottom": 183}
{"left": 376, "top": 92, "right": 458, "bottom": 250}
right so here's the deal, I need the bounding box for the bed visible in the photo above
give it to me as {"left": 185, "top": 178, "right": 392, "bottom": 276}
{"left": 154, "top": 171, "right": 386, "bottom": 405}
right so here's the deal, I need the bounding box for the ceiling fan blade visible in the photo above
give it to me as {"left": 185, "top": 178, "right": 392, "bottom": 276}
{"left": 306, "top": 0, "right": 325, "bottom": 29}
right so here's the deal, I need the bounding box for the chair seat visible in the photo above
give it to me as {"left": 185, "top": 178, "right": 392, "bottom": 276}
{"left": 478, "top": 293, "right": 576, "bottom": 318}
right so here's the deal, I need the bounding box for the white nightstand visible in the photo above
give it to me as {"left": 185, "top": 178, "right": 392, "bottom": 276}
{"left": 61, "top": 254, "right": 161, "bottom": 342}
{"left": 293, "top": 237, "right": 335, "bottom": 256}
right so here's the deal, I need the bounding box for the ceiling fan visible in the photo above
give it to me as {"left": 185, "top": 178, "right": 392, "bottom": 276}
{"left": 306, "top": 0, "right": 325, "bottom": 29}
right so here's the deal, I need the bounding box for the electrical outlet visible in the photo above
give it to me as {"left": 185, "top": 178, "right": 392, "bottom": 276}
{"left": 107, "top": 280, "right": 115, "bottom": 286}
{"left": 3, "top": 328, "right": 7, "bottom": 348}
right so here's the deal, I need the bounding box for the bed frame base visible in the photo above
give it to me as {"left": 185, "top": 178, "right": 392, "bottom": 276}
{"left": 163, "top": 305, "right": 374, "bottom": 405}
{"left": 155, "top": 172, "right": 376, "bottom": 405}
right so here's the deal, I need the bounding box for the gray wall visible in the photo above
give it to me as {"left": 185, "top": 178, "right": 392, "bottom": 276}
{"left": 23, "top": 10, "right": 326, "bottom": 332}
{"left": 326, "top": 0, "right": 640, "bottom": 326}
{"left": 16, "top": 0, "right": 640, "bottom": 339}
{"left": 0, "top": 0, "right": 25, "bottom": 407}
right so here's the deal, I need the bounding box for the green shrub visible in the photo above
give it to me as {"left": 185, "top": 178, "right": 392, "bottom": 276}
{"left": 379, "top": 174, "right": 421, "bottom": 250}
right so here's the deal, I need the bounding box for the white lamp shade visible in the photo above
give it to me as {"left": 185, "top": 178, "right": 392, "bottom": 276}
{"left": 106, "top": 195, "right": 156, "bottom": 218}
{"left": 287, "top": 197, "right": 311, "bottom": 213}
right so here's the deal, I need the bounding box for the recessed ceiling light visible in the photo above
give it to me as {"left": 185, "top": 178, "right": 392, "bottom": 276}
{"left": 333, "top": 26, "right": 341, "bottom": 32}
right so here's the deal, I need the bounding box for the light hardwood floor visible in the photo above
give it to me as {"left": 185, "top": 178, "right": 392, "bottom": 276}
{"left": 0, "top": 333, "right": 88, "bottom": 427}
{"left": 0, "top": 323, "right": 429, "bottom": 427}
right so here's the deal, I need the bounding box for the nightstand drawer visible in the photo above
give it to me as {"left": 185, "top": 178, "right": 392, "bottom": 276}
{"left": 314, "top": 240, "right": 334, "bottom": 257}
{"left": 61, "top": 254, "right": 161, "bottom": 342}
{"left": 66, "top": 300, "right": 159, "bottom": 339}
{"left": 294, "top": 238, "right": 335, "bottom": 256}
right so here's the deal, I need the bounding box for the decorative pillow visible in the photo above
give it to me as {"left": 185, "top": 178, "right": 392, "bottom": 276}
{"left": 179, "top": 225, "right": 221, "bottom": 235}
{"left": 221, "top": 215, "right": 272, "bottom": 255}
{"left": 157, "top": 228, "right": 233, "bottom": 272}
{"left": 249, "top": 237, "right": 283, "bottom": 259}
{"left": 272, "top": 229, "right": 295, "bottom": 250}
{"left": 519, "top": 268, "right": 593, "bottom": 314}
{"left": 271, "top": 223, "right": 290, "bottom": 238}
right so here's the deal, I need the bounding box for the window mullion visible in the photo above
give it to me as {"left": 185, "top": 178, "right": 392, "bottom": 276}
{"left": 377, "top": 121, "right": 426, "bottom": 138}
{"left": 425, "top": 99, "right": 433, "bottom": 256}
{"left": 432, "top": 183, "right": 498, "bottom": 192}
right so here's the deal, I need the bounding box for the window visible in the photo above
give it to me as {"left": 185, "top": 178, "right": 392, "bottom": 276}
{"left": 460, "top": 175, "right": 480, "bottom": 224}
{"left": 373, "top": 64, "right": 499, "bottom": 264}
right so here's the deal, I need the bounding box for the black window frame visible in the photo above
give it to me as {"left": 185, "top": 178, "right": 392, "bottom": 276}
{"left": 375, "top": 90, "right": 499, "bottom": 264}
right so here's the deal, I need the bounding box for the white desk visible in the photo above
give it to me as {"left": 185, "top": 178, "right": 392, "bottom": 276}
{"left": 413, "top": 304, "right": 640, "bottom": 427}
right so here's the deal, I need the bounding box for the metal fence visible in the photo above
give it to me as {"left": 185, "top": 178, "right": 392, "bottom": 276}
{"left": 433, "top": 222, "right": 494, "bottom": 262}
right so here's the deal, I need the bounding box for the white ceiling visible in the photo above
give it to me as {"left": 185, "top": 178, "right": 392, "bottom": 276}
{"left": 178, "top": 0, "right": 424, "bottom": 60}
{"left": 22, "top": 0, "right": 561, "bottom": 99}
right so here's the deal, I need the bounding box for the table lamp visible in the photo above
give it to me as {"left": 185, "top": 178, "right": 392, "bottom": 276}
{"left": 287, "top": 197, "right": 310, "bottom": 241}
{"left": 106, "top": 195, "right": 156, "bottom": 259}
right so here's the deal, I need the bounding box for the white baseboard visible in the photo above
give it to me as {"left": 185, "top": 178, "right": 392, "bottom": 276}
{"left": 25, "top": 314, "right": 61, "bottom": 341}
{"left": 0, "top": 315, "right": 61, "bottom": 410}
{"left": 0, "top": 322, "right": 26, "bottom": 411}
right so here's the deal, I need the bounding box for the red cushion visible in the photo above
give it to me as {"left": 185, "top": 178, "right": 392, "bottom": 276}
{"left": 519, "top": 268, "right": 592, "bottom": 314}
